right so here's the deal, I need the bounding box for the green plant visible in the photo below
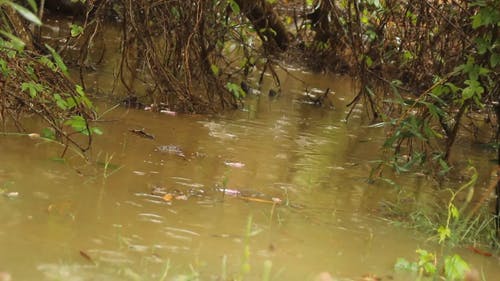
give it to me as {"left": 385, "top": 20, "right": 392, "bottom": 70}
{"left": 96, "top": 152, "right": 122, "bottom": 179}
{"left": 437, "top": 166, "right": 477, "bottom": 244}
{"left": 0, "top": 0, "right": 101, "bottom": 156}
{"left": 238, "top": 215, "right": 253, "bottom": 280}
{"left": 395, "top": 249, "right": 471, "bottom": 281}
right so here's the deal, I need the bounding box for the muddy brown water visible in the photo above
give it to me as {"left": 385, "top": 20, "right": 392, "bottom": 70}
{"left": 0, "top": 69, "right": 499, "bottom": 280}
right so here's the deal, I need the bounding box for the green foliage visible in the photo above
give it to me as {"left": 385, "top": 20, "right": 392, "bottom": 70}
{"left": 70, "top": 24, "right": 84, "bottom": 37}
{"left": 378, "top": 160, "right": 499, "bottom": 247}
{"left": 210, "top": 64, "right": 219, "bottom": 76}
{"left": 304, "top": 0, "right": 499, "bottom": 180}
{"left": 21, "top": 81, "right": 44, "bottom": 98}
{"left": 227, "top": 0, "right": 240, "bottom": 14}
{"left": 394, "top": 249, "right": 436, "bottom": 277}
{"left": 444, "top": 255, "right": 470, "bottom": 281}
{"left": 41, "top": 127, "right": 56, "bottom": 140}
{"left": 44, "top": 44, "right": 69, "bottom": 76}
{"left": 437, "top": 166, "right": 477, "bottom": 244}
{"left": 395, "top": 249, "right": 471, "bottom": 281}
{"left": 65, "top": 115, "right": 102, "bottom": 136}
{"left": 471, "top": 1, "right": 500, "bottom": 28}
{"left": 226, "top": 82, "right": 246, "bottom": 99}
{"left": 0, "top": 0, "right": 101, "bottom": 155}
{"left": 5, "top": 1, "right": 41, "bottom": 25}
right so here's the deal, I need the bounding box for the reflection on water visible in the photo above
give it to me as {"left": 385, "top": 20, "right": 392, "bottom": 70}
{"left": 0, "top": 70, "right": 498, "bottom": 281}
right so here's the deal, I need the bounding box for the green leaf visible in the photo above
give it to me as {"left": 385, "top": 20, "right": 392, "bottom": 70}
{"left": 75, "top": 85, "right": 93, "bottom": 108}
{"left": 438, "top": 158, "right": 451, "bottom": 174}
{"left": 423, "top": 262, "right": 437, "bottom": 275}
{"left": 26, "top": 0, "right": 38, "bottom": 12}
{"left": 394, "top": 258, "right": 418, "bottom": 272}
{"left": 364, "top": 55, "right": 373, "bottom": 67}
{"left": 70, "top": 24, "right": 84, "bottom": 37}
{"left": 44, "top": 44, "right": 68, "bottom": 75}
{"left": 170, "top": 6, "right": 180, "bottom": 18}
{"left": 0, "top": 30, "right": 26, "bottom": 51}
{"left": 210, "top": 64, "right": 219, "bottom": 76}
{"left": 444, "top": 82, "right": 460, "bottom": 94}
{"left": 41, "top": 127, "right": 56, "bottom": 140}
{"left": 0, "top": 58, "right": 10, "bottom": 77}
{"left": 416, "top": 249, "right": 437, "bottom": 274}
{"left": 65, "top": 115, "right": 89, "bottom": 135}
{"left": 438, "top": 225, "right": 451, "bottom": 243}
{"left": 403, "top": 50, "right": 414, "bottom": 61}
{"left": 444, "top": 255, "right": 470, "bottom": 280}
{"left": 225, "top": 82, "right": 245, "bottom": 99}
{"left": 450, "top": 204, "right": 459, "bottom": 220}
{"left": 8, "top": 2, "right": 41, "bottom": 25}
{"left": 53, "top": 94, "right": 68, "bottom": 110}
{"left": 462, "top": 79, "right": 484, "bottom": 101}
{"left": 423, "top": 121, "right": 443, "bottom": 139}
{"left": 490, "top": 53, "right": 500, "bottom": 67}
{"left": 21, "top": 81, "right": 43, "bottom": 98}
{"left": 39, "top": 56, "right": 56, "bottom": 71}
{"left": 229, "top": 0, "right": 240, "bottom": 14}
{"left": 65, "top": 97, "right": 77, "bottom": 109}
{"left": 91, "top": 127, "right": 103, "bottom": 135}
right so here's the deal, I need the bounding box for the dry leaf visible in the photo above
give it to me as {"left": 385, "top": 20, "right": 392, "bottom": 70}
{"left": 163, "top": 193, "right": 173, "bottom": 201}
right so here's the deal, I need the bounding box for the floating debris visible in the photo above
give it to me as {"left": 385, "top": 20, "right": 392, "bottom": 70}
{"left": 271, "top": 197, "right": 282, "bottom": 204}
{"left": 162, "top": 194, "right": 173, "bottom": 202}
{"left": 129, "top": 128, "right": 154, "bottom": 140}
{"left": 28, "top": 133, "right": 40, "bottom": 139}
{"left": 175, "top": 195, "right": 188, "bottom": 200}
{"left": 160, "top": 110, "right": 177, "bottom": 116}
{"left": 4, "top": 192, "right": 19, "bottom": 199}
{"left": 79, "top": 250, "right": 96, "bottom": 265}
{"left": 224, "top": 161, "right": 245, "bottom": 168}
{"left": 217, "top": 188, "right": 241, "bottom": 196}
{"left": 156, "top": 145, "right": 185, "bottom": 157}
{"left": 240, "top": 196, "right": 280, "bottom": 204}
{"left": 467, "top": 246, "right": 493, "bottom": 257}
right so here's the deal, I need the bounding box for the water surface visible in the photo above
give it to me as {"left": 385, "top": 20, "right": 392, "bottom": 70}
{"left": 0, "top": 70, "right": 498, "bottom": 281}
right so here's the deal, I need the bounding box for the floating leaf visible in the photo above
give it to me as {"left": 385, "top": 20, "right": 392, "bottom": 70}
{"left": 163, "top": 194, "right": 173, "bottom": 202}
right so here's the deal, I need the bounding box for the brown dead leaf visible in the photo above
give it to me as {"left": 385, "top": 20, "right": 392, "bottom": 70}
{"left": 79, "top": 250, "right": 96, "bottom": 265}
